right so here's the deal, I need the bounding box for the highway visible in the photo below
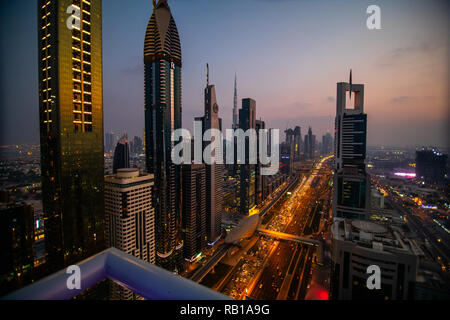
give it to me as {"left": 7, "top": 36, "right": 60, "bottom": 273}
{"left": 259, "top": 175, "right": 301, "bottom": 218}
{"left": 244, "top": 156, "right": 333, "bottom": 300}
{"left": 193, "top": 156, "right": 333, "bottom": 299}
{"left": 189, "top": 175, "right": 301, "bottom": 284}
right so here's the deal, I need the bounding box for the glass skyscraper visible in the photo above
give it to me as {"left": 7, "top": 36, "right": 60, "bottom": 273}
{"left": 238, "top": 98, "right": 257, "bottom": 215}
{"left": 112, "top": 135, "right": 130, "bottom": 174}
{"left": 37, "top": 0, "right": 105, "bottom": 273}
{"left": 144, "top": 0, "right": 183, "bottom": 271}
{"left": 333, "top": 79, "right": 369, "bottom": 220}
{"left": 195, "top": 69, "right": 223, "bottom": 243}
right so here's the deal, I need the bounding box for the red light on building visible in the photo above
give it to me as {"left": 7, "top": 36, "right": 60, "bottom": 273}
{"left": 318, "top": 290, "right": 329, "bottom": 300}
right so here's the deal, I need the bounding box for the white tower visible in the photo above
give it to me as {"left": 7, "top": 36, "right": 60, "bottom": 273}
{"left": 105, "top": 169, "right": 155, "bottom": 299}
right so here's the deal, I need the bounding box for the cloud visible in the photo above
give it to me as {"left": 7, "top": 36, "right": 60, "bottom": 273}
{"left": 391, "top": 96, "right": 413, "bottom": 104}
{"left": 377, "top": 42, "right": 442, "bottom": 68}
{"left": 390, "top": 95, "right": 436, "bottom": 104}
{"left": 290, "top": 101, "right": 312, "bottom": 111}
{"left": 118, "top": 55, "right": 143, "bottom": 74}
{"left": 121, "top": 63, "right": 143, "bottom": 74}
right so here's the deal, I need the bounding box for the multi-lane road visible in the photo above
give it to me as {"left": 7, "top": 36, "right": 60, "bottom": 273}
{"left": 244, "top": 157, "right": 333, "bottom": 300}
{"left": 190, "top": 156, "right": 334, "bottom": 300}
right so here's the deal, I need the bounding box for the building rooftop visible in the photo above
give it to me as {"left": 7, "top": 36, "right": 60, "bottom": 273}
{"left": 105, "top": 169, "right": 154, "bottom": 185}
{"left": 332, "top": 217, "right": 422, "bottom": 257}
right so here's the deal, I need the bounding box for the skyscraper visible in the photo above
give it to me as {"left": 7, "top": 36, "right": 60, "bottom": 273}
{"left": 112, "top": 135, "right": 130, "bottom": 174}
{"left": 233, "top": 74, "right": 238, "bottom": 129}
{"left": 293, "top": 126, "right": 302, "bottom": 161}
{"left": 238, "top": 98, "right": 256, "bottom": 215}
{"left": 330, "top": 75, "right": 419, "bottom": 300}
{"left": 144, "top": 0, "right": 183, "bottom": 270}
{"left": 281, "top": 128, "right": 294, "bottom": 175}
{"left": 285, "top": 128, "right": 294, "bottom": 146}
{"left": 415, "top": 149, "right": 448, "bottom": 185}
{"left": 280, "top": 142, "right": 292, "bottom": 175}
{"left": 0, "top": 198, "right": 35, "bottom": 296}
{"left": 322, "top": 131, "right": 333, "bottom": 156}
{"left": 181, "top": 164, "right": 207, "bottom": 259}
{"left": 131, "top": 136, "right": 143, "bottom": 155}
{"left": 105, "top": 132, "right": 115, "bottom": 153}
{"left": 38, "top": 0, "right": 105, "bottom": 273}
{"left": 105, "top": 169, "right": 155, "bottom": 300}
{"left": 332, "top": 75, "right": 370, "bottom": 220}
{"left": 255, "top": 119, "right": 266, "bottom": 204}
{"left": 195, "top": 66, "right": 223, "bottom": 243}
{"left": 304, "top": 127, "right": 315, "bottom": 160}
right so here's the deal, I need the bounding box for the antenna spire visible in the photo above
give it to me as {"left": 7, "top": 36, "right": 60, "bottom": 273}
{"left": 349, "top": 69, "right": 353, "bottom": 99}
{"left": 207, "top": 63, "right": 209, "bottom": 87}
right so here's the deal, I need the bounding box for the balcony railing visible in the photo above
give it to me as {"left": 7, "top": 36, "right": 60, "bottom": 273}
{"left": 2, "top": 248, "right": 231, "bottom": 300}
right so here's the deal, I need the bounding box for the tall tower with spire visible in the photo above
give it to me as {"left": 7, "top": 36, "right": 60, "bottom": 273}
{"left": 233, "top": 74, "right": 238, "bottom": 129}
{"left": 195, "top": 64, "right": 223, "bottom": 243}
{"left": 144, "top": 0, "right": 183, "bottom": 271}
{"left": 333, "top": 71, "right": 369, "bottom": 220}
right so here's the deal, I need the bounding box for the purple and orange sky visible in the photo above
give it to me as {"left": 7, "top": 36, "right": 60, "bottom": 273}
{"left": 0, "top": 0, "right": 448, "bottom": 148}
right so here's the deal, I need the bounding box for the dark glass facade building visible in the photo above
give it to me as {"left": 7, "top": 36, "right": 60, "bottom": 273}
{"left": 144, "top": 0, "right": 183, "bottom": 271}
{"left": 416, "top": 149, "right": 448, "bottom": 185}
{"left": 255, "top": 119, "right": 266, "bottom": 204}
{"left": 0, "top": 199, "right": 35, "bottom": 295}
{"left": 38, "top": 0, "right": 105, "bottom": 273}
{"left": 238, "top": 98, "right": 256, "bottom": 215}
{"left": 182, "top": 164, "right": 207, "bottom": 260}
{"left": 112, "top": 136, "right": 130, "bottom": 174}
{"left": 293, "top": 126, "right": 302, "bottom": 161}
{"left": 195, "top": 74, "right": 223, "bottom": 243}
{"left": 322, "top": 131, "right": 333, "bottom": 155}
{"left": 304, "top": 127, "right": 316, "bottom": 160}
{"left": 333, "top": 81, "right": 370, "bottom": 220}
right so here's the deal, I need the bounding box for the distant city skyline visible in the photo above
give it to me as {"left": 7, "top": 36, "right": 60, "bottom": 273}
{"left": 0, "top": 0, "right": 448, "bottom": 148}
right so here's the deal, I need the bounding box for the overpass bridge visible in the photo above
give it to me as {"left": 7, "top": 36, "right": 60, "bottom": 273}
{"left": 257, "top": 228, "right": 321, "bottom": 246}
{"left": 257, "top": 228, "right": 323, "bottom": 264}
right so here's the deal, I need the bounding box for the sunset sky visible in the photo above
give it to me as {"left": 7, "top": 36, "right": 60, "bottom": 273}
{"left": 0, "top": 0, "right": 448, "bottom": 148}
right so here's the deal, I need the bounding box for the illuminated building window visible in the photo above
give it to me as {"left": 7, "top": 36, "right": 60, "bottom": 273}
{"left": 72, "top": 29, "right": 81, "bottom": 39}
{"left": 73, "top": 61, "right": 81, "bottom": 70}
{"left": 84, "top": 94, "right": 91, "bottom": 102}
{"left": 73, "top": 71, "right": 81, "bottom": 80}
{"left": 84, "top": 114, "right": 92, "bottom": 122}
{"left": 83, "top": 13, "right": 91, "bottom": 23}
